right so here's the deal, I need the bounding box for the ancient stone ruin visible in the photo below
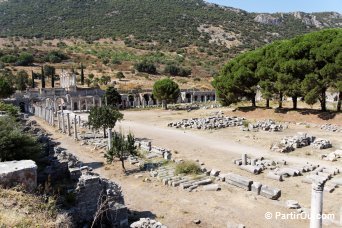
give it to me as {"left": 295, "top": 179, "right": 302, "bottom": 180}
{"left": 241, "top": 119, "right": 284, "bottom": 132}
{"left": 320, "top": 124, "right": 342, "bottom": 132}
{"left": 271, "top": 132, "right": 315, "bottom": 153}
{"left": 167, "top": 116, "right": 245, "bottom": 130}
{"left": 0, "top": 160, "right": 37, "bottom": 192}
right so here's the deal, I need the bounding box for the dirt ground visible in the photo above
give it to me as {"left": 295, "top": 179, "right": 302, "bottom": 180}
{"left": 32, "top": 106, "right": 342, "bottom": 227}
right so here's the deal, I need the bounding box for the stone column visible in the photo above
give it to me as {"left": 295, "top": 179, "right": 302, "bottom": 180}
{"left": 242, "top": 153, "right": 247, "bottom": 165}
{"left": 74, "top": 115, "right": 78, "bottom": 140}
{"left": 108, "top": 128, "right": 113, "bottom": 150}
{"left": 78, "top": 116, "right": 81, "bottom": 126}
{"left": 70, "top": 99, "right": 74, "bottom": 111}
{"left": 50, "top": 109, "right": 54, "bottom": 126}
{"left": 57, "top": 113, "right": 61, "bottom": 130}
{"left": 85, "top": 99, "right": 88, "bottom": 111}
{"left": 190, "top": 94, "right": 193, "bottom": 103}
{"left": 78, "top": 100, "right": 81, "bottom": 112}
{"left": 61, "top": 112, "right": 65, "bottom": 133}
{"left": 66, "top": 113, "right": 71, "bottom": 136}
{"left": 92, "top": 97, "right": 95, "bottom": 107}
{"left": 310, "top": 179, "right": 326, "bottom": 228}
{"left": 99, "top": 97, "right": 102, "bottom": 107}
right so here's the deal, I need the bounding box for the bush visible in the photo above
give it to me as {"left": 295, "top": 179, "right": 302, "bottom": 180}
{"left": 0, "top": 116, "right": 42, "bottom": 161}
{"left": 164, "top": 64, "right": 191, "bottom": 77}
{"left": 134, "top": 60, "right": 157, "bottom": 74}
{"left": 16, "top": 52, "right": 34, "bottom": 66}
{"left": 1, "top": 55, "right": 17, "bottom": 63}
{"left": 0, "top": 102, "right": 19, "bottom": 116}
{"left": 45, "top": 51, "right": 68, "bottom": 63}
{"left": 175, "top": 161, "right": 201, "bottom": 175}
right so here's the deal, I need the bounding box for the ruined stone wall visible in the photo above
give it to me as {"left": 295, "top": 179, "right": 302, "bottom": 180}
{"left": 0, "top": 160, "right": 37, "bottom": 192}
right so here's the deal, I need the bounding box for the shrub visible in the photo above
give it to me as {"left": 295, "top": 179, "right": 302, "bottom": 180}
{"left": 0, "top": 116, "right": 42, "bottom": 161}
{"left": 1, "top": 55, "right": 17, "bottom": 63}
{"left": 134, "top": 60, "right": 157, "bottom": 74}
{"left": 164, "top": 64, "right": 191, "bottom": 77}
{"left": 16, "top": 52, "right": 34, "bottom": 66}
{"left": 175, "top": 161, "right": 201, "bottom": 175}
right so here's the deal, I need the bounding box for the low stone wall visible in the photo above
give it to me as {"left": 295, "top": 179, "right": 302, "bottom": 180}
{"left": 0, "top": 160, "right": 37, "bottom": 192}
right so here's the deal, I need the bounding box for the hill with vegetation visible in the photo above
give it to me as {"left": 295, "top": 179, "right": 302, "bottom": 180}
{"left": 0, "top": 0, "right": 341, "bottom": 55}
{"left": 0, "top": 0, "right": 341, "bottom": 91}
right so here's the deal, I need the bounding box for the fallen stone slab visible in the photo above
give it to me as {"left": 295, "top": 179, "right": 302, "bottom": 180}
{"left": 210, "top": 169, "right": 220, "bottom": 176}
{"left": 251, "top": 182, "right": 262, "bottom": 195}
{"left": 260, "top": 185, "right": 281, "bottom": 200}
{"left": 286, "top": 200, "right": 301, "bottom": 209}
{"left": 0, "top": 160, "right": 37, "bottom": 192}
{"left": 266, "top": 172, "right": 283, "bottom": 182}
{"left": 225, "top": 173, "right": 253, "bottom": 191}
{"left": 331, "top": 178, "right": 342, "bottom": 186}
{"left": 239, "top": 165, "right": 262, "bottom": 175}
{"left": 203, "top": 184, "right": 221, "bottom": 191}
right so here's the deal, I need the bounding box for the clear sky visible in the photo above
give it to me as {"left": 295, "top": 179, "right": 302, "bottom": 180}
{"left": 205, "top": 0, "right": 342, "bottom": 13}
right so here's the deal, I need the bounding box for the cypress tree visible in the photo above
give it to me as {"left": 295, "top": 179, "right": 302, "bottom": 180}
{"left": 81, "top": 64, "right": 84, "bottom": 85}
{"left": 31, "top": 70, "right": 35, "bottom": 88}
{"left": 51, "top": 68, "right": 55, "bottom": 88}
{"left": 41, "top": 66, "right": 45, "bottom": 88}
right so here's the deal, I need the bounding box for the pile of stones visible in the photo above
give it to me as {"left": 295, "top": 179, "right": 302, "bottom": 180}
{"left": 135, "top": 140, "right": 172, "bottom": 160}
{"left": 150, "top": 166, "right": 214, "bottom": 192}
{"left": 321, "top": 150, "right": 342, "bottom": 162}
{"left": 302, "top": 167, "right": 340, "bottom": 193}
{"left": 271, "top": 132, "right": 315, "bottom": 153}
{"left": 130, "top": 218, "right": 167, "bottom": 228}
{"left": 167, "top": 116, "right": 245, "bottom": 130}
{"left": 311, "top": 138, "right": 332, "bottom": 149}
{"left": 241, "top": 119, "right": 284, "bottom": 132}
{"left": 233, "top": 154, "right": 287, "bottom": 177}
{"left": 320, "top": 124, "right": 342, "bottom": 132}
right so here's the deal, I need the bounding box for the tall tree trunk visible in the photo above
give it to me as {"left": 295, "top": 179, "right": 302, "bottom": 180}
{"left": 31, "top": 71, "right": 35, "bottom": 88}
{"left": 162, "top": 100, "right": 168, "bottom": 110}
{"left": 321, "top": 88, "right": 327, "bottom": 111}
{"left": 337, "top": 91, "right": 342, "bottom": 112}
{"left": 121, "top": 159, "right": 126, "bottom": 172}
{"left": 103, "top": 127, "right": 106, "bottom": 138}
{"left": 292, "top": 96, "right": 298, "bottom": 110}
{"left": 278, "top": 92, "right": 283, "bottom": 108}
{"left": 251, "top": 96, "right": 256, "bottom": 107}
{"left": 266, "top": 99, "right": 270, "bottom": 108}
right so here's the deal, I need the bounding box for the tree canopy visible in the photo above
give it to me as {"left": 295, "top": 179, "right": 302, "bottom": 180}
{"left": 152, "top": 78, "right": 180, "bottom": 109}
{"left": 213, "top": 29, "right": 342, "bottom": 111}
{"left": 88, "top": 106, "right": 124, "bottom": 137}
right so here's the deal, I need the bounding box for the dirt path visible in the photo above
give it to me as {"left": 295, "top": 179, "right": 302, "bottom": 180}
{"left": 31, "top": 110, "right": 342, "bottom": 228}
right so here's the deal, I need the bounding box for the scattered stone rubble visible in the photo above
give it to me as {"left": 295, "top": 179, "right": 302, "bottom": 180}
{"left": 311, "top": 138, "right": 332, "bottom": 149}
{"left": 130, "top": 218, "right": 167, "bottom": 228}
{"left": 150, "top": 166, "right": 213, "bottom": 192}
{"left": 301, "top": 167, "right": 341, "bottom": 193}
{"left": 167, "top": 116, "right": 245, "bottom": 130}
{"left": 241, "top": 119, "right": 284, "bottom": 132}
{"left": 135, "top": 140, "right": 172, "bottom": 160}
{"left": 320, "top": 124, "right": 342, "bottom": 132}
{"left": 321, "top": 150, "right": 342, "bottom": 161}
{"left": 271, "top": 132, "right": 333, "bottom": 153}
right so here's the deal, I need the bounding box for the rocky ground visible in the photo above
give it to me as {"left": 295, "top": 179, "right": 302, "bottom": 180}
{"left": 32, "top": 105, "right": 342, "bottom": 227}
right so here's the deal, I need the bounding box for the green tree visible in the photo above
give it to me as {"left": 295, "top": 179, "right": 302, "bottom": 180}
{"left": 88, "top": 106, "right": 123, "bottom": 138}
{"left": 103, "top": 86, "right": 122, "bottom": 107}
{"left": 15, "top": 70, "right": 29, "bottom": 91}
{"left": 105, "top": 132, "right": 137, "bottom": 172}
{"left": 43, "top": 65, "right": 55, "bottom": 88}
{"left": 152, "top": 78, "right": 180, "bottom": 109}
{"left": 0, "top": 102, "right": 19, "bottom": 116}
{"left": 41, "top": 66, "right": 45, "bottom": 88}
{"left": 16, "top": 52, "right": 34, "bottom": 66}
{"left": 116, "top": 72, "right": 125, "bottom": 80}
{"left": 134, "top": 60, "right": 157, "bottom": 74}
{"left": 0, "top": 116, "right": 41, "bottom": 161}
{"left": 80, "top": 64, "right": 85, "bottom": 85}
{"left": 0, "top": 78, "right": 14, "bottom": 98}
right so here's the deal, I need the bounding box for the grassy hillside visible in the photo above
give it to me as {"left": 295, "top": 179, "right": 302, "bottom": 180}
{"left": 0, "top": 0, "right": 341, "bottom": 56}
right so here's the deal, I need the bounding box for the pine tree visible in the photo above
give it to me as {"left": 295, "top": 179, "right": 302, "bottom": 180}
{"left": 80, "top": 64, "right": 84, "bottom": 85}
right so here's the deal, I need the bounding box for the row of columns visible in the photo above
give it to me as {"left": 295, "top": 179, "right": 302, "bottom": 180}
{"left": 33, "top": 105, "right": 80, "bottom": 141}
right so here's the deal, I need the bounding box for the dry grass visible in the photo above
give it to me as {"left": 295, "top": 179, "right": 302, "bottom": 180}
{"left": 0, "top": 188, "right": 59, "bottom": 227}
